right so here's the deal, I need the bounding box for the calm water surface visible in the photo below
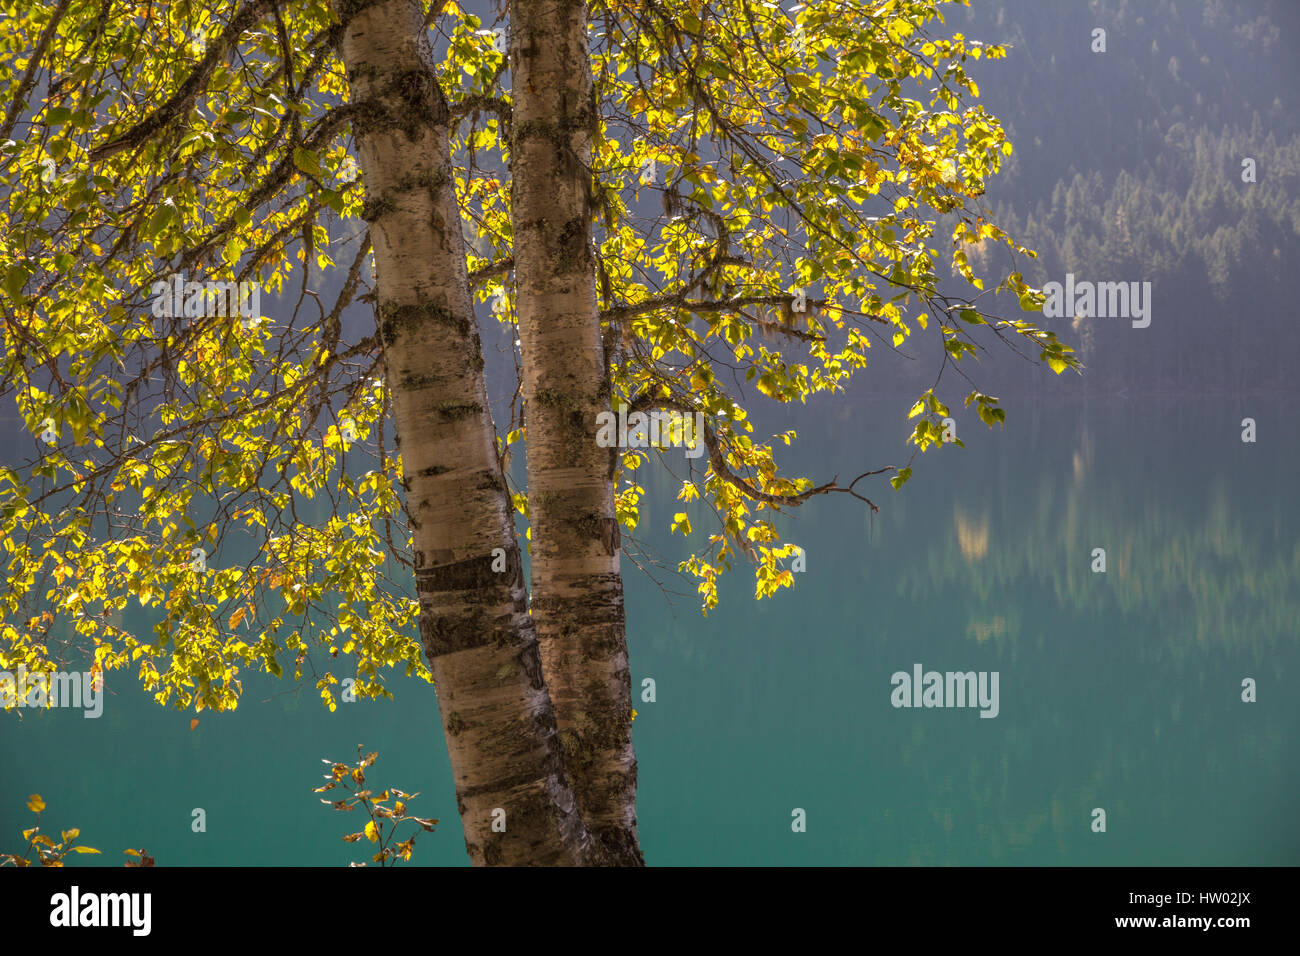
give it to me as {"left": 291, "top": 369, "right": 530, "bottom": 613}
{"left": 2, "top": 396, "right": 1295, "bottom": 865}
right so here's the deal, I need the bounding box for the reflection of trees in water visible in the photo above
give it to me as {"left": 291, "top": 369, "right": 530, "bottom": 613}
{"left": 623, "top": 407, "right": 1295, "bottom": 863}
{"left": 879, "top": 420, "right": 1295, "bottom": 862}
{"left": 953, "top": 503, "right": 989, "bottom": 562}
{"left": 898, "top": 458, "right": 1296, "bottom": 656}
{"left": 875, "top": 715, "right": 1117, "bottom": 864}
{"left": 882, "top": 700, "right": 1286, "bottom": 864}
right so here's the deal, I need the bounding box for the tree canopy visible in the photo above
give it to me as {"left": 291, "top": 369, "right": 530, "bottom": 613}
{"left": 0, "top": 0, "right": 1074, "bottom": 718}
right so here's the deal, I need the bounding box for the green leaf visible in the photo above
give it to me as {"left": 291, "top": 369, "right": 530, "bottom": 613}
{"left": 3, "top": 264, "right": 30, "bottom": 300}
{"left": 293, "top": 147, "right": 322, "bottom": 178}
{"left": 223, "top": 236, "right": 245, "bottom": 266}
{"left": 145, "top": 201, "right": 177, "bottom": 239}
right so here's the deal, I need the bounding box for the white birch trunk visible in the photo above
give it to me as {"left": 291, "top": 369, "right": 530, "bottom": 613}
{"left": 511, "top": 0, "right": 642, "bottom": 863}
{"left": 334, "top": 0, "right": 596, "bottom": 866}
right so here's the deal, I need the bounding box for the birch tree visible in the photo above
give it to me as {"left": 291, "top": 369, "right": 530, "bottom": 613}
{"left": 0, "top": 0, "right": 1075, "bottom": 865}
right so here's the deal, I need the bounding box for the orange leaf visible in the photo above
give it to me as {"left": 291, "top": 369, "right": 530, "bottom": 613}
{"left": 189, "top": 718, "right": 199, "bottom": 731}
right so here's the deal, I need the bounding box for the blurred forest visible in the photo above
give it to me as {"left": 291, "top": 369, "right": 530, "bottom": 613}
{"left": 894, "top": 0, "right": 1300, "bottom": 396}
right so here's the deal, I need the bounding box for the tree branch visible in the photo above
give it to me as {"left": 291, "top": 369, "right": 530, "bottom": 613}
{"left": 467, "top": 256, "right": 513, "bottom": 286}
{"left": 89, "top": 0, "right": 278, "bottom": 161}
{"left": 627, "top": 393, "right": 892, "bottom": 511}
{"left": 449, "top": 93, "right": 512, "bottom": 131}
{"left": 0, "top": 0, "right": 72, "bottom": 143}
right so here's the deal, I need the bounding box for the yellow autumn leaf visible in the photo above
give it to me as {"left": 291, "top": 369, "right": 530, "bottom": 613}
{"left": 26, "top": 794, "right": 44, "bottom": 814}
{"left": 364, "top": 820, "right": 379, "bottom": 842}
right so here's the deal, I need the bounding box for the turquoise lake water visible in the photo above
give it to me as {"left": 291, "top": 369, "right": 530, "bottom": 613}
{"left": 2, "top": 395, "right": 1296, "bottom": 865}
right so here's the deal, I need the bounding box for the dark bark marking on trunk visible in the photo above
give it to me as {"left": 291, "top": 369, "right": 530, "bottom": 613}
{"left": 415, "top": 547, "right": 524, "bottom": 592}
{"left": 377, "top": 299, "right": 471, "bottom": 343}
{"left": 418, "top": 604, "right": 525, "bottom": 657}
{"left": 599, "top": 516, "right": 620, "bottom": 556}
{"left": 409, "top": 463, "right": 452, "bottom": 479}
